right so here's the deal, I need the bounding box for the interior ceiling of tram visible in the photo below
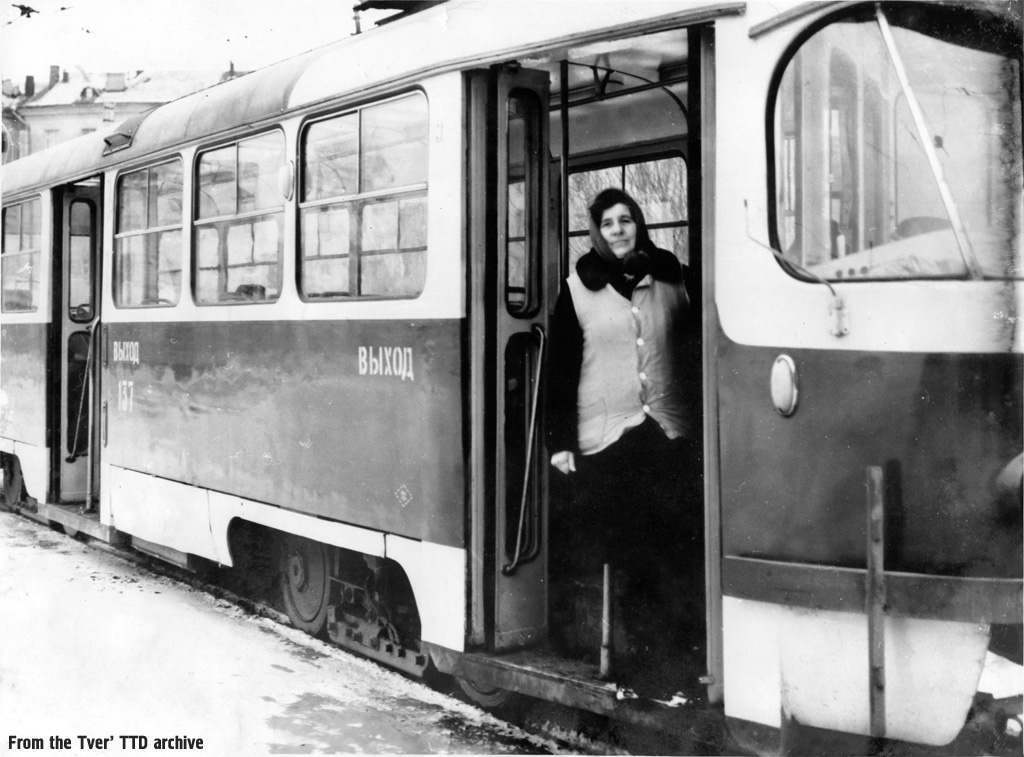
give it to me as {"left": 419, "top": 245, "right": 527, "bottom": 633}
{"left": 521, "top": 27, "right": 691, "bottom": 157}
{"left": 522, "top": 27, "right": 690, "bottom": 97}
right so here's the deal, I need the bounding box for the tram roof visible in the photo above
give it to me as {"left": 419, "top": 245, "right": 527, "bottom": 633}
{"left": 1, "top": 0, "right": 746, "bottom": 198}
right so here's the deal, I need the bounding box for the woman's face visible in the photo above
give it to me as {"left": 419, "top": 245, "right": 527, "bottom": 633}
{"left": 599, "top": 203, "right": 637, "bottom": 259}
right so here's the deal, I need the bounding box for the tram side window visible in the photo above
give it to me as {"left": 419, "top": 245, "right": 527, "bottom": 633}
{"left": 772, "top": 6, "right": 1023, "bottom": 280}
{"left": 195, "top": 132, "right": 285, "bottom": 304}
{"left": 565, "top": 157, "right": 688, "bottom": 269}
{"left": 114, "top": 160, "right": 184, "bottom": 307}
{"left": 1, "top": 198, "right": 43, "bottom": 312}
{"left": 300, "top": 93, "right": 428, "bottom": 299}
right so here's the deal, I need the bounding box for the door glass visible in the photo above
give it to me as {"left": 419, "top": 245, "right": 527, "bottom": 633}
{"left": 506, "top": 90, "right": 542, "bottom": 316}
{"left": 68, "top": 200, "right": 94, "bottom": 322}
{"left": 66, "top": 331, "right": 91, "bottom": 454}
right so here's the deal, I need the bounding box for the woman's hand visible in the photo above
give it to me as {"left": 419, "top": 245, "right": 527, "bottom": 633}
{"left": 550, "top": 450, "right": 576, "bottom": 475}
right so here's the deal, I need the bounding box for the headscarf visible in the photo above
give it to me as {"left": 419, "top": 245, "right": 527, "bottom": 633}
{"left": 587, "top": 187, "right": 653, "bottom": 277}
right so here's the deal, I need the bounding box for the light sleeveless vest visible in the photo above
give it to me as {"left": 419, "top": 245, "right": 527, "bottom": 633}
{"left": 567, "top": 272, "right": 690, "bottom": 455}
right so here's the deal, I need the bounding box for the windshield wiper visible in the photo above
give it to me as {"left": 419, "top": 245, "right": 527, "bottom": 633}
{"left": 875, "top": 3, "right": 983, "bottom": 280}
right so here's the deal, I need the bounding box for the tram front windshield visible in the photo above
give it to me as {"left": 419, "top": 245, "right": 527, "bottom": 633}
{"left": 774, "top": 4, "right": 1023, "bottom": 282}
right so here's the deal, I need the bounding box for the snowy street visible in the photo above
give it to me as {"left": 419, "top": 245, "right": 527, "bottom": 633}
{"left": 0, "top": 511, "right": 557, "bottom": 755}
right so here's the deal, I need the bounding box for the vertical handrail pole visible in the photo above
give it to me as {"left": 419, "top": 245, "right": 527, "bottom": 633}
{"left": 501, "top": 325, "right": 546, "bottom": 575}
{"left": 559, "top": 59, "right": 570, "bottom": 285}
{"left": 85, "top": 324, "right": 97, "bottom": 512}
{"left": 599, "top": 562, "right": 613, "bottom": 679}
{"left": 865, "top": 466, "right": 886, "bottom": 743}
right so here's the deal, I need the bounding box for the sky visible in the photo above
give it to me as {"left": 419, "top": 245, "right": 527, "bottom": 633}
{"left": 1, "top": 0, "right": 386, "bottom": 86}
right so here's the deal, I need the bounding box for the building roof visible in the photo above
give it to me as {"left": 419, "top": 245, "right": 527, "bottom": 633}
{"left": 22, "top": 69, "right": 235, "bottom": 108}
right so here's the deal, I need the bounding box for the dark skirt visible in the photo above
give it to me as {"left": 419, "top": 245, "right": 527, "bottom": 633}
{"left": 568, "top": 416, "right": 701, "bottom": 591}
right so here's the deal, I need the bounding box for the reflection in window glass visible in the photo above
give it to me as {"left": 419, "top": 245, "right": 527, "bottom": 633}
{"left": 303, "top": 205, "right": 351, "bottom": 296}
{"left": 151, "top": 161, "right": 183, "bottom": 228}
{"left": 156, "top": 231, "right": 183, "bottom": 303}
{"left": 568, "top": 157, "right": 688, "bottom": 269}
{"left": 362, "top": 200, "right": 399, "bottom": 251}
{"left": 197, "top": 146, "right": 237, "bottom": 218}
{"left": 300, "top": 94, "right": 428, "bottom": 299}
{"left": 195, "top": 217, "right": 282, "bottom": 303}
{"left": 2, "top": 205, "right": 20, "bottom": 252}
{"left": 1, "top": 198, "right": 43, "bottom": 312}
{"left": 303, "top": 115, "right": 358, "bottom": 200}
{"left": 361, "top": 97, "right": 428, "bottom": 192}
{"left": 399, "top": 196, "right": 427, "bottom": 249}
{"left": 361, "top": 251, "right": 426, "bottom": 297}
{"left": 117, "top": 230, "right": 183, "bottom": 307}
{"left": 506, "top": 181, "right": 529, "bottom": 303}
{"left": 773, "top": 10, "right": 1022, "bottom": 280}
{"left": 118, "top": 170, "right": 149, "bottom": 232}
{"left": 194, "top": 132, "right": 285, "bottom": 304}
{"left": 239, "top": 133, "right": 286, "bottom": 213}
{"left": 115, "top": 160, "right": 184, "bottom": 307}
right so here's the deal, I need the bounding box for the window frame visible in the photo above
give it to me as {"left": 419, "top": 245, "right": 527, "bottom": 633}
{"left": 562, "top": 149, "right": 690, "bottom": 270}
{"left": 297, "top": 89, "right": 429, "bottom": 302}
{"left": 1, "top": 197, "right": 44, "bottom": 314}
{"left": 67, "top": 197, "right": 99, "bottom": 323}
{"left": 192, "top": 128, "right": 287, "bottom": 306}
{"left": 113, "top": 157, "right": 185, "bottom": 309}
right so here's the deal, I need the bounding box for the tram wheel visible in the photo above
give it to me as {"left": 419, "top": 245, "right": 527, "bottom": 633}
{"left": 1, "top": 456, "right": 25, "bottom": 506}
{"left": 455, "top": 676, "right": 515, "bottom": 710}
{"left": 279, "top": 534, "right": 331, "bottom": 636}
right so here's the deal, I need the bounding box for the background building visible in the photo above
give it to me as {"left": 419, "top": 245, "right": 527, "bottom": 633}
{"left": 2, "top": 64, "right": 241, "bottom": 164}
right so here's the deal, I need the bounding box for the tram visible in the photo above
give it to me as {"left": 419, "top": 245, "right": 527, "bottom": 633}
{"left": 2, "top": 1, "right": 1021, "bottom": 752}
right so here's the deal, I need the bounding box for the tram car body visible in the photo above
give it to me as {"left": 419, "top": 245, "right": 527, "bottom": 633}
{"left": 2, "top": 1, "right": 1021, "bottom": 751}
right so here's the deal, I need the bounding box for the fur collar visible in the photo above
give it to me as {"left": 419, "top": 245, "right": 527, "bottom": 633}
{"left": 576, "top": 246, "right": 683, "bottom": 292}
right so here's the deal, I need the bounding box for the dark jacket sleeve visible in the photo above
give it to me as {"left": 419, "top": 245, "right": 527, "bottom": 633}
{"left": 545, "top": 284, "right": 583, "bottom": 455}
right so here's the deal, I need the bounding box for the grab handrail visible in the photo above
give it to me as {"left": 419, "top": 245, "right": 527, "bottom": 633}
{"left": 502, "top": 323, "right": 546, "bottom": 576}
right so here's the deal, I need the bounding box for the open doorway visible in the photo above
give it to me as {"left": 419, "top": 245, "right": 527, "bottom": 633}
{"left": 465, "top": 24, "right": 710, "bottom": 706}
{"left": 52, "top": 177, "right": 102, "bottom": 508}
{"left": 538, "top": 26, "right": 706, "bottom": 701}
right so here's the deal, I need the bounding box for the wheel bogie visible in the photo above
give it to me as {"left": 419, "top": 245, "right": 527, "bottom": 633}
{"left": 279, "top": 533, "right": 332, "bottom": 636}
{"left": 455, "top": 677, "right": 516, "bottom": 710}
{"left": 1, "top": 453, "right": 26, "bottom": 507}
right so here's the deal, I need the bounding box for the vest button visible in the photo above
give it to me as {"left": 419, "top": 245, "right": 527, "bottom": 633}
{"left": 639, "top": 372, "right": 647, "bottom": 381}
{"left": 643, "top": 404, "right": 651, "bottom": 413}
{"left": 631, "top": 306, "right": 639, "bottom": 314}
{"left": 636, "top": 338, "right": 644, "bottom": 346}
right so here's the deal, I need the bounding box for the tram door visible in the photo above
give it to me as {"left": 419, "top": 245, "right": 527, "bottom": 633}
{"left": 53, "top": 181, "right": 102, "bottom": 504}
{"left": 467, "top": 64, "right": 556, "bottom": 650}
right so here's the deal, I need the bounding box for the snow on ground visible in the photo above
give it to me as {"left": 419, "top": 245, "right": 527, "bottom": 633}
{"left": 0, "top": 511, "right": 565, "bottom": 755}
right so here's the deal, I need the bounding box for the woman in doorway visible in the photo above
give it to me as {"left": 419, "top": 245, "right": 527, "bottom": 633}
{"left": 546, "top": 187, "right": 699, "bottom": 686}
